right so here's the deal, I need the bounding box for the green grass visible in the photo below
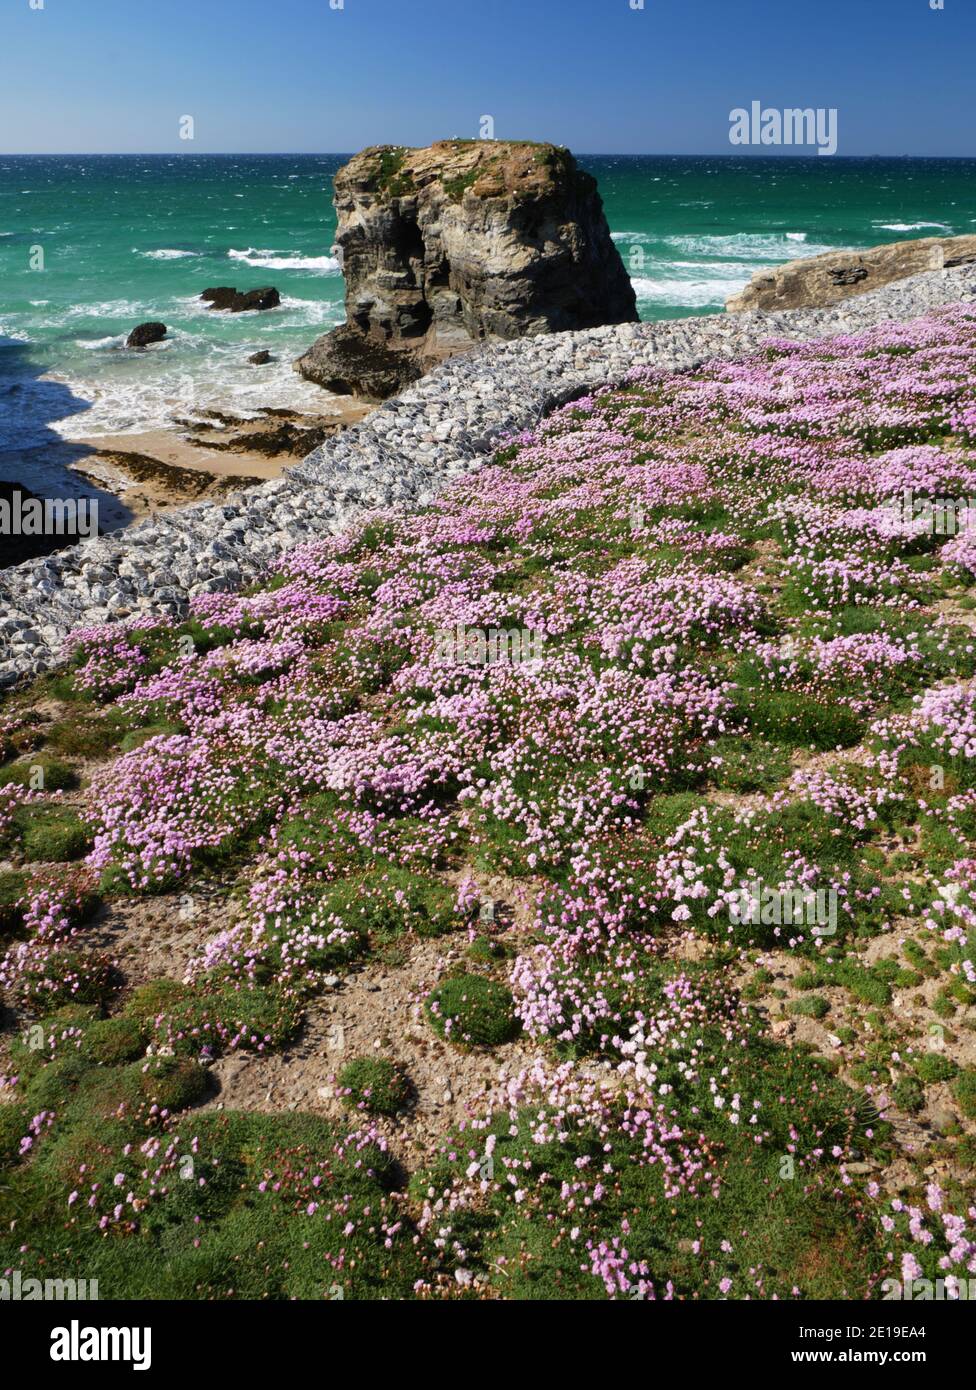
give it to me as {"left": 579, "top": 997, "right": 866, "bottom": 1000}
{"left": 413, "top": 1036, "right": 885, "bottom": 1299}
{"left": 372, "top": 146, "right": 415, "bottom": 198}
{"left": 709, "top": 735, "right": 793, "bottom": 793}
{"left": 0, "top": 869, "right": 27, "bottom": 938}
{"left": 733, "top": 687, "right": 864, "bottom": 750}
{"left": 912, "top": 1052, "right": 958, "bottom": 1084}
{"left": 337, "top": 1058, "right": 410, "bottom": 1116}
{"left": 14, "top": 806, "right": 93, "bottom": 862}
{"left": 0, "top": 755, "right": 77, "bottom": 791}
{"left": 789, "top": 994, "right": 830, "bottom": 1020}
{"left": 313, "top": 866, "right": 460, "bottom": 944}
{"left": 892, "top": 1076, "right": 925, "bottom": 1113}
{"left": 425, "top": 973, "right": 521, "bottom": 1047}
{"left": 118, "top": 721, "right": 184, "bottom": 753}
{"left": 953, "top": 1068, "right": 976, "bottom": 1120}
{"left": 0, "top": 1104, "right": 430, "bottom": 1300}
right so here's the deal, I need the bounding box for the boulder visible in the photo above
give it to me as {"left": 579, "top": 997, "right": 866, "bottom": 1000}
{"left": 297, "top": 323, "right": 421, "bottom": 398}
{"left": 200, "top": 286, "right": 281, "bottom": 313}
{"left": 726, "top": 234, "right": 976, "bottom": 313}
{"left": 247, "top": 350, "right": 273, "bottom": 365}
{"left": 234, "top": 287, "right": 280, "bottom": 313}
{"left": 295, "top": 140, "right": 637, "bottom": 399}
{"left": 201, "top": 287, "right": 239, "bottom": 310}
{"left": 126, "top": 321, "right": 167, "bottom": 348}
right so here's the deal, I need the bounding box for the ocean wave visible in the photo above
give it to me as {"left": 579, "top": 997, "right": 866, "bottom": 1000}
{"left": 630, "top": 274, "right": 748, "bottom": 308}
{"left": 77, "top": 335, "right": 126, "bottom": 351}
{"left": 169, "top": 292, "right": 341, "bottom": 327}
{"left": 662, "top": 232, "right": 834, "bottom": 261}
{"left": 227, "top": 247, "right": 340, "bottom": 273}
{"left": 873, "top": 221, "right": 952, "bottom": 233}
{"left": 44, "top": 354, "right": 335, "bottom": 441}
{"left": 63, "top": 300, "right": 150, "bottom": 321}
{"left": 272, "top": 296, "right": 344, "bottom": 327}
{"left": 136, "top": 248, "right": 199, "bottom": 260}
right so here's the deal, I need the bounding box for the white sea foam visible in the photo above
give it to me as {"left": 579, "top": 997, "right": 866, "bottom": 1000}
{"left": 136, "top": 248, "right": 198, "bottom": 260}
{"left": 46, "top": 354, "right": 335, "bottom": 441}
{"left": 77, "top": 335, "right": 126, "bottom": 350}
{"left": 630, "top": 274, "right": 748, "bottom": 308}
{"left": 272, "top": 297, "right": 343, "bottom": 327}
{"left": 661, "top": 232, "right": 835, "bottom": 261}
{"left": 62, "top": 300, "right": 149, "bottom": 321}
{"left": 624, "top": 230, "right": 839, "bottom": 309}
{"left": 873, "top": 221, "right": 952, "bottom": 233}
{"left": 169, "top": 292, "right": 341, "bottom": 327}
{"left": 227, "top": 247, "right": 340, "bottom": 273}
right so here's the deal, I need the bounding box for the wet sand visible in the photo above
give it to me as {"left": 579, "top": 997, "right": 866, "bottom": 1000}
{"left": 0, "top": 395, "right": 375, "bottom": 539}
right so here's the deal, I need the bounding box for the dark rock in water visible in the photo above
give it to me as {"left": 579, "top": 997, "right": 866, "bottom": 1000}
{"left": 126, "top": 321, "right": 167, "bottom": 348}
{"left": 201, "top": 286, "right": 281, "bottom": 313}
{"left": 295, "top": 140, "right": 637, "bottom": 399}
{"left": 248, "top": 349, "right": 273, "bottom": 364}
{"left": 298, "top": 323, "right": 422, "bottom": 399}
{"left": 234, "top": 287, "right": 280, "bottom": 312}
{"left": 201, "top": 287, "right": 239, "bottom": 310}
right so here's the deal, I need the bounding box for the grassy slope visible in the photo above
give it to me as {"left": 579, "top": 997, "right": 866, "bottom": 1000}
{"left": 2, "top": 305, "right": 976, "bottom": 1300}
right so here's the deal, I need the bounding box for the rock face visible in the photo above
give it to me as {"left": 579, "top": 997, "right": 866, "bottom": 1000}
{"left": 126, "top": 321, "right": 167, "bottom": 348}
{"left": 296, "top": 140, "right": 638, "bottom": 399}
{"left": 201, "top": 287, "right": 281, "bottom": 313}
{"left": 727, "top": 235, "right": 976, "bottom": 312}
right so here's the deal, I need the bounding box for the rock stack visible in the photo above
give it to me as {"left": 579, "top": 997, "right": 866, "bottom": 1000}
{"left": 295, "top": 140, "right": 638, "bottom": 399}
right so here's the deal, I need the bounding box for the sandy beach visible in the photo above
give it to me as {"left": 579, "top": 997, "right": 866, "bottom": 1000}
{"left": 0, "top": 394, "right": 376, "bottom": 552}
{"left": 66, "top": 392, "right": 374, "bottom": 518}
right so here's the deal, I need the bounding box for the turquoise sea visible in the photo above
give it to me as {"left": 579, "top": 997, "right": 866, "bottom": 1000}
{"left": 1, "top": 154, "right": 975, "bottom": 450}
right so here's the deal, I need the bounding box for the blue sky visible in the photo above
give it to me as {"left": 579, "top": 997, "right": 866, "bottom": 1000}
{"left": 0, "top": 0, "right": 973, "bottom": 156}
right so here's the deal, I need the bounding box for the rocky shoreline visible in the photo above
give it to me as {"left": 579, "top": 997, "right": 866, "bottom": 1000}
{"left": 2, "top": 261, "right": 975, "bottom": 687}
{"left": 726, "top": 233, "right": 976, "bottom": 312}
{"left": 0, "top": 395, "right": 374, "bottom": 542}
